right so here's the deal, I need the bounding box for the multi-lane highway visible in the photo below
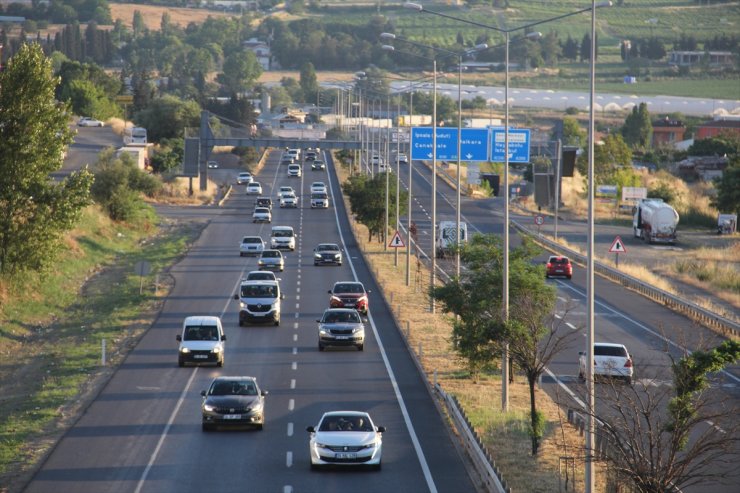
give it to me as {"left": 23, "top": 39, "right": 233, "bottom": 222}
{"left": 393, "top": 157, "right": 740, "bottom": 493}
{"left": 24, "top": 150, "right": 478, "bottom": 493}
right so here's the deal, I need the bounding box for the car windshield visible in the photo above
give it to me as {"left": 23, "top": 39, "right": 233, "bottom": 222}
{"left": 319, "top": 415, "right": 372, "bottom": 432}
{"left": 210, "top": 381, "right": 258, "bottom": 396}
{"left": 184, "top": 325, "right": 219, "bottom": 341}
{"left": 262, "top": 251, "right": 280, "bottom": 258}
{"left": 323, "top": 311, "right": 360, "bottom": 323}
{"left": 312, "top": 193, "right": 327, "bottom": 199}
{"left": 255, "top": 208, "right": 269, "bottom": 214}
{"left": 551, "top": 257, "right": 569, "bottom": 264}
{"left": 241, "top": 284, "right": 278, "bottom": 297}
{"left": 317, "top": 244, "right": 338, "bottom": 251}
{"left": 242, "top": 238, "right": 261, "bottom": 244}
{"left": 334, "top": 283, "right": 363, "bottom": 294}
{"left": 247, "top": 272, "right": 274, "bottom": 280}
{"left": 272, "top": 230, "right": 292, "bottom": 237}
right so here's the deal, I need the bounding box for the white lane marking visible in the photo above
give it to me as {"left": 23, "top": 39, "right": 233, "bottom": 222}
{"left": 554, "top": 313, "right": 562, "bottom": 319}
{"left": 283, "top": 486, "right": 293, "bottom": 493}
{"left": 290, "top": 379, "right": 296, "bottom": 389}
{"left": 135, "top": 367, "right": 199, "bottom": 493}
{"left": 326, "top": 157, "right": 438, "bottom": 493}
{"left": 297, "top": 287, "right": 301, "bottom": 294}
{"left": 286, "top": 451, "right": 293, "bottom": 468}
{"left": 293, "top": 334, "right": 298, "bottom": 342}
{"left": 289, "top": 398, "right": 295, "bottom": 411}
{"left": 296, "top": 295, "right": 300, "bottom": 300}
{"left": 291, "top": 362, "right": 297, "bottom": 370}
{"left": 295, "top": 303, "right": 300, "bottom": 310}
{"left": 287, "top": 422, "right": 294, "bottom": 436}
{"left": 566, "top": 322, "right": 577, "bottom": 330}
{"left": 294, "top": 313, "right": 299, "bottom": 319}
{"left": 293, "top": 322, "right": 299, "bottom": 329}
{"left": 706, "top": 420, "right": 726, "bottom": 434}
{"left": 293, "top": 347, "right": 297, "bottom": 355}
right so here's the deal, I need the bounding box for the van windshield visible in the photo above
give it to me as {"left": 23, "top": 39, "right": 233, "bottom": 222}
{"left": 184, "top": 325, "right": 219, "bottom": 341}
{"left": 312, "top": 193, "right": 327, "bottom": 199}
{"left": 272, "top": 230, "right": 293, "bottom": 237}
{"left": 240, "top": 285, "right": 278, "bottom": 298}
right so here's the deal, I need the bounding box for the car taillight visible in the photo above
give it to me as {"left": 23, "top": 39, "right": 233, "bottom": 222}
{"left": 624, "top": 359, "right": 632, "bottom": 368}
{"left": 546, "top": 263, "right": 552, "bottom": 269}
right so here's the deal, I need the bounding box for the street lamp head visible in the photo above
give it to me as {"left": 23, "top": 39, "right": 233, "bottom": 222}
{"left": 403, "top": 2, "right": 423, "bottom": 11}
{"left": 380, "top": 32, "right": 396, "bottom": 40}
{"left": 381, "top": 45, "right": 395, "bottom": 52}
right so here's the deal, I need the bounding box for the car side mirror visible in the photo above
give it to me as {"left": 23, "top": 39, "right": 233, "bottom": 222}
{"left": 316, "top": 319, "right": 321, "bottom": 323}
{"left": 233, "top": 293, "right": 239, "bottom": 300}
{"left": 376, "top": 426, "right": 386, "bottom": 433}
{"left": 280, "top": 294, "right": 285, "bottom": 299}
{"left": 200, "top": 390, "right": 206, "bottom": 397}
{"left": 306, "top": 426, "right": 315, "bottom": 433}
{"left": 261, "top": 390, "right": 269, "bottom": 396}
{"left": 578, "top": 351, "right": 585, "bottom": 356}
{"left": 176, "top": 334, "right": 182, "bottom": 342}
{"left": 367, "top": 290, "right": 372, "bottom": 294}
{"left": 327, "top": 289, "right": 332, "bottom": 294}
{"left": 221, "top": 335, "right": 226, "bottom": 341}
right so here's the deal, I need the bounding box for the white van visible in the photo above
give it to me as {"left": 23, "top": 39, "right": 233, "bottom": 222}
{"left": 270, "top": 225, "right": 296, "bottom": 250}
{"left": 176, "top": 316, "right": 226, "bottom": 367}
{"left": 288, "top": 164, "right": 302, "bottom": 177}
{"left": 234, "top": 280, "right": 284, "bottom": 326}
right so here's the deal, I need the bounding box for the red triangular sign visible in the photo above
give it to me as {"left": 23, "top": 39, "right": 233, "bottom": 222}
{"left": 609, "top": 236, "right": 627, "bottom": 253}
{"left": 388, "top": 230, "right": 406, "bottom": 248}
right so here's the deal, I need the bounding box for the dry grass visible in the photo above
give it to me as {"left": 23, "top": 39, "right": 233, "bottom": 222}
{"left": 333, "top": 155, "right": 606, "bottom": 493}
{"left": 108, "top": 3, "right": 231, "bottom": 30}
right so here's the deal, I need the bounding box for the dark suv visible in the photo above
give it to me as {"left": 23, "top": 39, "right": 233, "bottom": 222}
{"left": 328, "top": 281, "right": 370, "bottom": 315}
{"left": 317, "top": 308, "right": 365, "bottom": 351}
{"left": 255, "top": 197, "right": 273, "bottom": 209}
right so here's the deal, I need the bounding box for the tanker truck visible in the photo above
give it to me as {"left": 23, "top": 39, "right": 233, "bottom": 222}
{"left": 632, "top": 198, "right": 679, "bottom": 244}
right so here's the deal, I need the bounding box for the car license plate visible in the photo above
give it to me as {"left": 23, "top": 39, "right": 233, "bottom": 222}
{"left": 344, "top": 303, "right": 355, "bottom": 307}
{"left": 224, "top": 414, "right": 241, "bottom": 420}
{"left": 194, "top": 355, "right": 208, "bottom": 359}
{"left": 335, "top": 336, "right": 349, "bottom": 340}
{"left": 335, "top": 452, "right": 357, "bottom": 459}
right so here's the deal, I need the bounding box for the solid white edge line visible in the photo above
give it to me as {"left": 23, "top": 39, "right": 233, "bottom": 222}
{"left": 327, "top": 157, "right": 438, "bottom": 493}
{"left": 135, "top": 367, "right": 199, "bottom": 493}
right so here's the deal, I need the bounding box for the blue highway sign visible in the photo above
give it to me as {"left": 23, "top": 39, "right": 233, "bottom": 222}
{"left": 490, "top": 128, "right": 531, "bottom": 163}
{"left": 410, "top": 127, "right": 489, "bottom": 162}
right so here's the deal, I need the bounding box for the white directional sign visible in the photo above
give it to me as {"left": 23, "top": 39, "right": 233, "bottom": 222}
{"left": 388, "top": 230, "right": 406, "bottom": 248}
{"left": 609, "top": 236, "right": 627, "bottom": 253}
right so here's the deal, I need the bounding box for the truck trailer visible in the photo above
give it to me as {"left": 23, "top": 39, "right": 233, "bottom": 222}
{"left": 632, "top": 198, "right": 679, "bottom": 244}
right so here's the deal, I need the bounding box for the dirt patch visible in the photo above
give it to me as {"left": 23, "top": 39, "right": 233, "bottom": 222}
{"left": 108, "top": 3, "right": 232, "bottom": 30}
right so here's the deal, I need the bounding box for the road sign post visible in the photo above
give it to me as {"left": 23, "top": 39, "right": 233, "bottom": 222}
{"left": 410, "top": 127, "right": 488, "bottom": 162}
{"left": 388, "top": 230, "right": 406, "bottom": 249}
{"left": 608, "top": 236, "right": 627, "bottom": 267}
{"left": 534, "top": 214, "right": 544, "bottom": 235}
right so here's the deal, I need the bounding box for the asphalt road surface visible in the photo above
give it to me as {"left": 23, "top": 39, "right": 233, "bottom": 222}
{"left": 25, "top": 151, "right": 478, "bottom": 493}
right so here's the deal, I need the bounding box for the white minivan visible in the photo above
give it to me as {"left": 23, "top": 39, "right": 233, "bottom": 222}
{"left": 176, "top": 316, "right": 226, "bottom": 367}
{"left": 270, "top": 225, "right": 296, "bottom": 250}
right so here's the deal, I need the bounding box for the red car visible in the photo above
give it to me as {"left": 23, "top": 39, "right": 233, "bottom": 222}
{"left": 546, "top": 256, "right": 572, "bottom": 279}
{"left": 328, "top": 281, "right": 370, "bottom": 315}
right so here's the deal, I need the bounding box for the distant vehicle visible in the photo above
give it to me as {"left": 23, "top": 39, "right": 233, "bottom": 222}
{"left": 436, "top": 221, "right": 468, "bottom": 258}
{"left": 246, "top": 182, "right": 263, "bottom": 195}
{"left": 317, "top": 308, "right": 365, "bottom": 351}
{"left": 255, "top": 197, "right": 273, "bottom": 209}
{"left": 201, "top": 376, "right": 267, "bottom": 431}
{"left": 545, "top": 256, "right": 572, "bottom": 279}
{"left": 252, "top": 207, "right": 272, "bottom": 223}
{"left": 270, "top": 225, "right": 296, "bottom": 250}
{"left": 311, "top": 191, "right": 329, "bottom": 209}
{"left": 370, "top": 155, "right": 383, "bottom": 166}
{"left": 245, "top": 270, "right": 279, "bottom": 282}
{"left": 313, "top": 243, "right": 342, "bottom": 266}
{"left": 311, "top": 182, "right": 327, "bottom": 194}
{"left": 234, "top": 279, "right": 284, "bottom": 326}
{"left": 311, "top": 160, "right": 326, "bottom": 171}
{"left": 306, "top": 411, "right": 385, "bottom": 470}
{"left": 123, "top": 126, "right": 147, "bottom": 144}
{"left": 632, "top": 198, "right": 678, "bottom": 244}
{"left": 239, "top": 236, "right": 265, "bottom": 257}
{"left": 176, "top": 316, "right": 226, "bottom": 367}
{"left": 278, "top": 186, "right": 295, "bottom": 195}
{"left": 258, "top": 249, "right": 285, "bottom": 272}
{"left": 77, "top": 117, "right": 104, "bottom": 127}
{"left": 579, "top": 343, "right": 634, "bottom": 384}
{"left": 328, "top": 281, "right": 370, "bottom": 315}
{"left": 288, "top": 164, "right": 302, "bottom": 177}
{"left": 207, "top": 161, "right": 219, "bottom": 169}
{"left": 396, "top": 154, "right": 409, "bottom": 165}
{"left": 378, "top": 162, "right": 391, "bottom": 173}
{"left": 237, "top": 172, "right": 254, "bottom": 185}
{"left": 304, "top": 151, "right": 318, "bottom": 161}
{"left": 286, "top": 148, "right": 301, "bottom": 160}
{"left": 279, "top": 192, "right": 298, "bottom": 208}
{"left": 717, "top": 213, "right": 737, "bottom": 235}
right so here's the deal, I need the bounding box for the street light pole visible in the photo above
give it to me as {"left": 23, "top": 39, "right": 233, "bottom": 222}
{"left": 431, "top": 58, "right": 437, "bottom": 312}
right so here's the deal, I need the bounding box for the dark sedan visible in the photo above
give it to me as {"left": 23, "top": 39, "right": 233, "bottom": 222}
{"left": 201, "top": 376, "right": 267, "bottom": 431}
{"left": 317, "top": 308, "right": 365, "bottom": 351}
{"left": 313, "top": 243, "right": 342, "bottom": 266}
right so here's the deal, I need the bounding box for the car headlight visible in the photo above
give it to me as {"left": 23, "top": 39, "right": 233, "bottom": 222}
{"left": 319, "top": 328, "right": 328, "bottom": 335}
{"left": 212, "top": 346, "right": 222, "bottom": 354}
{"left": 240, "top": 302, "right": 247, "bottom": 309}
{"left": 314, "top": 442, "right": 328, "bottom": 449}
{"left": 250, "top": 402, "right": 263, "bottom": 413}
{"left": 314, "top": 253, "right": 322, "bottom": 259}
{"left": 180, "top": 347, "right": 190, "bottom": 353}
{"left": 330, "top": 296, "right": 342, "bottom": 303}
{"left": 258, "top": 260, "right": 265, "bottom": 265}
{"left": 334, "top": 254, "right": 341, "bottom": 259}
{"left": 203, "top": 403, "right": 216, "bottom": 412}
{"left": 352, "top": 327, "right": 364, "bottom": 334}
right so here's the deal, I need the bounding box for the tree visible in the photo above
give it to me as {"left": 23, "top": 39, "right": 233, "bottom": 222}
{"left": 577, "top": 133, "right": 633, "bottom": 185}
{"left": 559, "top": 116, "right": 586, "bottom": 147}
{"left": 343, "top": 173, "right": 407, "bottom": 243}
{"left": 621, "top": 102, "right": 653, "bottom": 148}
{"left": 217, "top": 50, "right": 263, "bottom": 95}
{"left": 711, "top": 157, "right": 740, "bottom": 214}
{"left": 299, "top": 61, "right": 319, "bottom": 104}
{"left": 91, "top": 149, "right": 160, "bottom": 221}
{"left": 134, "top": 94, "right": 201, "bottom": 142}
{"left": 0, "top": 43, "right": 93, "bottom": 274}
{"left": 580, "top": 341, "right": 740, "bottom": 492}
{"left": 432, "top": 234, "right": 575, "bottom": 455}
{"left": 689, "top": 134, "right": 740, "bottom": 157}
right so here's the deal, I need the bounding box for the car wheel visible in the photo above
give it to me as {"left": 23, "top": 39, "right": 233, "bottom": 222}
{"left": 217, "top": 357, "right": 224, "bottom": 368}
{"left": 357, "top": 344, "right": 364, "bottom": 351}
{"left": 625, "top": 376, "right": 633, "bottom": 385}
{"left": 310, "top": 463, "right": 320, "bottom": 471}
{"left": 567, "top": 275, "right": 572, "bottom": 279}
{"left": 314, "top": 262, "right": 319, "bottom": 266}
{"left": 318, "top": 343, "right": 325, "bottom": 352}
{"left": 373, "top": 462, "right": 381, "bottom": 471}
{"left": 178, "top": 358, "right": 184, "bottom": 368}
{"left": 578, "top": 371, "right": 585, "bottom": 382}
{"left": 274, "top": 318, "right": 280, "bottom": 326}
{"left": 202, "top": 423, "right": 213, "bottom": 432}
{"left": 255, "top": 423, "right": 264, "bottom": 431}
{"left": 238, "top": 320, "right": 243, "bottom": 327}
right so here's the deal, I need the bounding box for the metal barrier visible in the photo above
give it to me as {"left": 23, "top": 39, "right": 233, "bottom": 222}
{"left": 435, "top": 384, "right": 511, "bottom": 493}
{"left": 512, "top": 220, "right": 739, "bottom": 338}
